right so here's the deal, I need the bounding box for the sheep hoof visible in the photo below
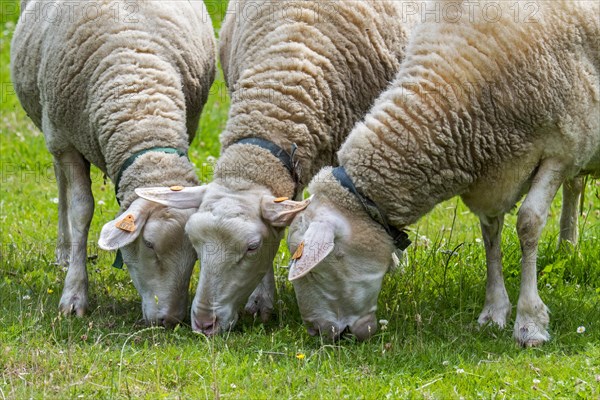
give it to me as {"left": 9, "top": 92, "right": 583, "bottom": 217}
{"left": 513, "top": 306, "right": 550, "bottom": 347}
{"left": 59, "top": 293, "right": 88, "bottom": 317}
{"left": 477, "top": 301, "right": 511, "bottom": 329}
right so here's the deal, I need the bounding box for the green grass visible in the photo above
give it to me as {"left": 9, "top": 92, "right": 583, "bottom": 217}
{"left": 1, "top": 1, "right": 599, "bottom": 398}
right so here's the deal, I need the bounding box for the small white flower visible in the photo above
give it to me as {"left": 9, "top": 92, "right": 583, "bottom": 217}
{"left": 51, "top": 197, "right": 59, "bottom": 204}
{"left": 22, "top": 295, "right": 31, "bottom": 300}
{"left": 230, "top": 383, "right": 237, "bottom": 389}
{"left": 417, "top": 235, "right": 431, "bottom": 247}
{"left": 97, "top": 200, "right": 106, "bottom": 205}
{"left": 456, "top": 368, "right": 465, "bottom": 374}
{"left": 577, "top": 326, "right": 586, "bottom": 334}
{"left": 533, "top": 379, "right": 540, "bottom": 384}
{"left": 442, "top": 360, "right": 450, "bottom": 366}
{"left": 475, "top": 238, "right": 482, "bottom": 243}
{"left": 545, "top": 283, "right": 552, "bottom": 289}
{"left": 379, "top": 319, "right": 389, "bottom": 331}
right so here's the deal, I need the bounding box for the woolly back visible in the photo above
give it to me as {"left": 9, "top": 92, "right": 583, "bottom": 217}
{"left": 217, "top": 0, "right": 418, "bottom": 185}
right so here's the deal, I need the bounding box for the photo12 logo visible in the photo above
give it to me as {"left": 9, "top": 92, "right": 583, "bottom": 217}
{"left": 18, "top": 1, "right": 140, "bottom": 24}
{"left": 401, "top": 1, "right": 541, "bottom": 24}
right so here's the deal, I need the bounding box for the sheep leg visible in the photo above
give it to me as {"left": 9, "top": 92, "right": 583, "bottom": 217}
{"left": 56, "top": 151, "right": 94, "bottom": 316}
{"left": 477, "top": 214, "right": 511, "bottom": 328}
{"left": 513, "top": 159, "right": 565, "bottom": 347}
{"left": 54, "top": 161, "right": 71, "bottom": 266}
{"left": 558, "top": 176, "right": 583, "bottom": 246}
{"left": 244, "top": 268, "right": 275, "bottom": 323}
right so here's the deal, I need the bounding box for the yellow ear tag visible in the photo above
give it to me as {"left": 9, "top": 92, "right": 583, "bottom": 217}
{"left": 116, "top": 214, "right": 136, "bottom": 232}
{"left": 170, "top": 185, "right": 184, "bottom": 191}
{"left": 292, "top": 241, "right": 304, "bottom": 260}
{"left": 274, "top": 197, "right": 289, "bottom": 203}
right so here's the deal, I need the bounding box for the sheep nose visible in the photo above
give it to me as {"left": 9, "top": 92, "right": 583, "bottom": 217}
{"left": 350, "top": 313, "right": 377, "bottom": 341}
{"left": 159, "top": 316, "right": 179, "bottom": 329}
{"left": 192, "top": 312, "right": 219, "bottom": 336}
{"left": 150, "top": 313, "right": 181, "bottom": 329}
{"left": 199, "top": 320, "right": 218, "bottom": 336}
{"left": 305, "top": 320, "right": 348, "bottom": 341}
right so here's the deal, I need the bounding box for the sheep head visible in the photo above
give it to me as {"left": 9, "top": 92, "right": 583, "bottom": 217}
{"left": 286, "top": 171, "right": 398, "bottom": 341}
{"left": 136, "top": 182, "right": 311, "bottom": 336}
{"left": 98, "top": 188, "right": 203, "bottom": 328}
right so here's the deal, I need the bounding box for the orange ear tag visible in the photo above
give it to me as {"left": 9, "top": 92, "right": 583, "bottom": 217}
{"left": 292, "top": 241, "right": 304, "bottom": 260}
{"left": 170, "top": 185, "right": 184, "bottom": 191}
{"left": 116, "top": 214, "right": 136, "bottom": 232}
{"left": 274, "top": 197, "right": 289, "bottom": 203}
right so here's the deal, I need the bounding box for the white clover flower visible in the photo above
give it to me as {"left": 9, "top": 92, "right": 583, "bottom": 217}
{"left": 533, "top": 379, "right": 540, "bottom": 384}
{"left": 577, "top": 326, "right": 586, "bottom": 334}
{"left": 456, "top": 368, "right": 465, "bottom": 374}
{"left": 22, "top": 295, "right": 31, "bottom": 300}
{"left": 379, "top": 319, "right": 389, "bottom": 331}
{"left": 51, "top": 197, "right": 59, "bottom": 204}
{"left": 442, "top": 360, "right": 450, "bottom": 366}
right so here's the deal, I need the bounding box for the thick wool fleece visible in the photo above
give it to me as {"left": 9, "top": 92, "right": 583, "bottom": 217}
{"left": 11, "top": 0, "right": 216, "bottom": 208}
{"left": 214, "top": 0, "right": 417, "bottom": 197}
{"left": 337, "top": 0, "right": 599, "bottom": 228}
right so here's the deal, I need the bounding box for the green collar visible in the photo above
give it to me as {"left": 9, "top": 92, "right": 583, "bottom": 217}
{"left": 114, "top": 147, "right": 187, "bottom": 202}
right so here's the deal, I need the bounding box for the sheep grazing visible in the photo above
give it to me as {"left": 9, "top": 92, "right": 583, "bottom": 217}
{"left": 137, "top": 0, "right": 417, "bottom": 335}
{"left": 11, "top": 0, "right": 216, "bottom": 326}
{"left": 285, "top": 0, "right": 599, "bottom": 345}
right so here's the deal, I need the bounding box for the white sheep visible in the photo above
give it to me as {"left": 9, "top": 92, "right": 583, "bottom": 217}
{"left": 137, "top": 0, "right": 417, "bottom": 335}
{"left": 10, "top": 0, "right": 216, "bottom": 326}
{"left": 284, "top": 0, "right": 599, "bottom": 345}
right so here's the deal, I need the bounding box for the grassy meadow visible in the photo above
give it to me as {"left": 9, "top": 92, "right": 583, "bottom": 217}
{"left": 1, "top": 1, "right": 599, "bottom": 398}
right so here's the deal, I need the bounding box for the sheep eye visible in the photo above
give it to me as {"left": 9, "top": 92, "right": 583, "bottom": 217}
{"left": 247, "top": 241, "right": 260, "bottom": 252}
{"left": 144, "top": 240, "right": 154, "bottom": 249}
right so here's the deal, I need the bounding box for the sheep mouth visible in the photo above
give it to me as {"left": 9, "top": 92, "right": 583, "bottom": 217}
{"left": 307, "top": 324, "right": 351, "bottom": 341}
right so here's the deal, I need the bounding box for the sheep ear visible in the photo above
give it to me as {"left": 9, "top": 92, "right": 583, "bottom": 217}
{"left": 288, "top": 222, "right": 335, "bottom": 281}
{"left": 98, "top": 199, "right": 152, "bottom": 250}
{"left": 135, "top": 186, "right": 205, "bottom": 209}
{"left": 261, "top": 195, "right": 313, "bottom": 227}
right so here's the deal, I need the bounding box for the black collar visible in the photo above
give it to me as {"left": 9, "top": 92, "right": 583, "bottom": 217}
{"left": 234, "top": 137, "right": 301, "bottom": 198}
{"left": 332, "top": 166, "right": 411, "bottom": 251}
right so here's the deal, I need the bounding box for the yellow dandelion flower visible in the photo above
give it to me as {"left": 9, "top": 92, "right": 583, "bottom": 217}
{"left": 47, "top": 288, "right": 54, "bottom": 294}
{"left": 295, "top": 352, "right": 306, "bottom": 360}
